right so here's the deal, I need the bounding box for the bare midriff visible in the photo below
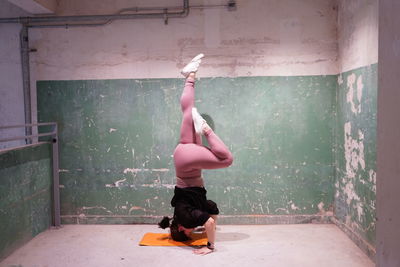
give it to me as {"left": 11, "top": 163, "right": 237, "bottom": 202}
{"left": 176, "top": 176, "right": 204, "bottom": 188}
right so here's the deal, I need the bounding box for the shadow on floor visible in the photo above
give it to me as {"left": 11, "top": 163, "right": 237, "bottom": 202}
{"left": 217, "top": 232, "right": 250, "bottom": 242}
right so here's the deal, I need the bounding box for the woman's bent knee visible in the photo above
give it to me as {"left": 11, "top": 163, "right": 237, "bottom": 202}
{"left": 224, "top": 152, "right": 233, "bottom": 167}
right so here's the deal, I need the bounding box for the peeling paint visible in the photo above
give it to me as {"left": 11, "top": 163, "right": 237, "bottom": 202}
{"left": 151, "top": 168, "right": 169, "bottom": 172}
{"left": 344, "top": 122, "right": 365, "bottom": 179}
{"left": 317, "top": 202, "right": 325, "bottom": 213}
{"left": 335, "top": 65, "right": 377, "bottom": 248}
{"left": 357, "top": 75, "right": 363, "bottom": 104}
{"left": 105, "top": 178, "right": 126, "bottom": 188}
{"left": 346, "top": 73, "right": 363, "bottom": 114}
{"left": 128, "top": 206, "right": 146, "bottom": 214}
{"left": 356, "top": 202, "right": 363, "bottom": 221}
{"left": 290, "top": 202, "right": 300, "bottom": 211}
{"left": 123, "top": 168, "right": 141, "bottom": 174}
{"left": 114, "top": 179, "right": 126, "bottom": 187}
{"left": 369, "top": 170, "right": 376, "bottom": 193}
{"left": 275, "top": 208, "right": 289, "bottom": 214}
{"left": 344, "top": 182, "right": 360, "bottom": 205}
{"left": 343, "top": 121, "right": 365, "bottom": 221}
{"left": 141, "top": 184, "right": 175, "bottom": 189}
{"left": 123, "top": 168, "right": 169, "bottom": 174}
{"left": 338, "top": 74, "right": 343, "bottom": 85}
{"left": 81, "top": 206, "right": 113, "bottom": 214}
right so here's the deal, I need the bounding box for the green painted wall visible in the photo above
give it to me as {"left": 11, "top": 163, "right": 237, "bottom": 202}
{"left": 334, "top": 64, "right": 377, "bottom": 247}
{"left": 0, "top": 144, "right": 52, "bottom": 260}
{"left": 37, "top": 76, "right": 336, "bottom": 223}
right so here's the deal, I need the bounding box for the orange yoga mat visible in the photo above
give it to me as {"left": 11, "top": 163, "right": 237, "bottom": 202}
{"left": 139, "top": 232, "right": 207, "bottom": 247}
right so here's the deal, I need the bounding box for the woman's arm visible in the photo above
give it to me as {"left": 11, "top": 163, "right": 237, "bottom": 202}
{"left": 194, "top": 217, "right": 215, "bottom": 255}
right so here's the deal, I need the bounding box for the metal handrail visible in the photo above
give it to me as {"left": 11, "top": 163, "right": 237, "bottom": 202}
{"left": 0, "top": 122, "right": 57, "bottom": 129}
{"left": 0, "top": 132, "right": 56, "bottom": 143}
{"left": 0, "top": 122, "right": 61, "bottom": 227}
{"left": 0, "top": 122, "right": 57, "bottom": 142}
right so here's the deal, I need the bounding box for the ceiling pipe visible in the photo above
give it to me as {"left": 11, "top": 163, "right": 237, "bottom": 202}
{"left": 0, "top": 0, "right": 237, "bottom": 27}
{"left": 0, "top": 0, "right": 195, "bottom": 27}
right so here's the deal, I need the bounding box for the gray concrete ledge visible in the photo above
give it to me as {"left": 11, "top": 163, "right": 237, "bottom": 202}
{"left": 61, "top": 214, "right": 333, "bottom": 225}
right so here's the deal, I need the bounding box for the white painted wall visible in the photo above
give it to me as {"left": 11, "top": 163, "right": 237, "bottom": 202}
{"left": 29, "top": 0, "right": 339, "bottom": 81}
{"left": 0, "top": 1, "right": 30, "bottom": 149}
{"left": 337, "top": 0, "right": 378, "bottom": 72}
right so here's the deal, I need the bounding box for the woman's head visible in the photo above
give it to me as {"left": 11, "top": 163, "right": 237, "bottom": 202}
{"left": 158, "top": 216, "right": 191, "bottom": 241}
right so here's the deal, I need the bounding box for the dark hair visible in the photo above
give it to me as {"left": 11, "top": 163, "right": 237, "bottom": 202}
{"left": 158, "top": 216, "right": 189, "bottom": 242}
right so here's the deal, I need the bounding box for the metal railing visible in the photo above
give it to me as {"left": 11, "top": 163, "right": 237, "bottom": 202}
{"left": 0, "top": 122, "right": 61, "bottom": 227}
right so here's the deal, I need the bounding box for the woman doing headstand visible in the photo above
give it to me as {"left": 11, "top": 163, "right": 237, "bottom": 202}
{"left": 158, "top": 54, "right": 233, "bottom": 255}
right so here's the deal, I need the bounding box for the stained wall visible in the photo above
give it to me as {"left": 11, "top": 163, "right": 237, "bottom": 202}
{"left": 36, "top": 75, "right": 336, "bottom": 223}
{"left": 0, "top": 144, "right": 53, "bottom": 260}
{"left": 334, "top": 0, "right": 378, "bottom": 258}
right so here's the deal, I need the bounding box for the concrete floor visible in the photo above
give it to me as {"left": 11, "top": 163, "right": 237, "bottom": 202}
{"left": 0, "top": 224, "right": 374, "bottom": 267}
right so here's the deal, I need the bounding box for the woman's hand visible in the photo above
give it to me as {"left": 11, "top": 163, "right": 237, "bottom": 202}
{"left": 193, "top": 246, "right": 214, "bottom": 255}
{"left": 193, "top": 217, "right": 216, "bottom": 255}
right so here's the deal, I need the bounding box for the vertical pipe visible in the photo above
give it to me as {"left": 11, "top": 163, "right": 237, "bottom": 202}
{"left": 19, "top": 24, "right": 32, "bottom": 143}
{"left": 52, "top": 124, "right": 61, "bottom": 227}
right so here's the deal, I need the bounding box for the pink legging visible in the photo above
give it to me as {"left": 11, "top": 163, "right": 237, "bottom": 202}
{"left": 173, "top": 78, "right": 233, "bottom": 178}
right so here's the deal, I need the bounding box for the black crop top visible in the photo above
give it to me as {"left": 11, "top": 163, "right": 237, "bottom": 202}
{"left": 171, "top": 186, "right": 219, "bottom": 228}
